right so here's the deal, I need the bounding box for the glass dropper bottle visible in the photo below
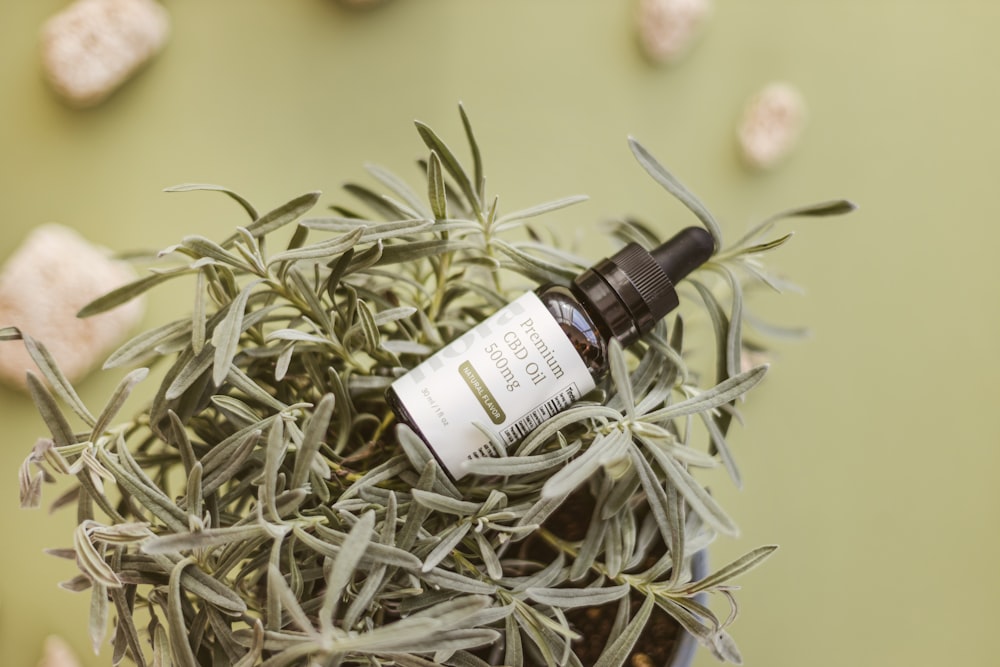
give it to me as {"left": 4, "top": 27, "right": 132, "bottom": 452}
{"left": 386, "top": 226, "right": 714, "bottom": 480}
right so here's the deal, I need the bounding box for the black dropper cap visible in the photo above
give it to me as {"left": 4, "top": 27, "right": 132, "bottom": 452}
{"left": 572, "top": 227, "right": 714, "bottom": 346}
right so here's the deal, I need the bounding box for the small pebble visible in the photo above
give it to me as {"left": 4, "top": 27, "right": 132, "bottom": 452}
{"left": 37, "top": 636, "right": 82, "bottom": 667}
{"left": 637, "top": 0, "right": 713, "bottom": 65}
{"left": 40, "top": 0, "right": 170, "bottom": 107}
{"left": 737, "top": 82, "right": 807, "bottom": 170}
{"left": 0, "top": 225, "right": 144, "bottom": 389}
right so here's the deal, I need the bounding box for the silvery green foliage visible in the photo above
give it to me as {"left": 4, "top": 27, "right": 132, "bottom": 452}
{"left": 16, "top": 107, "right": 854, "bottom": 666}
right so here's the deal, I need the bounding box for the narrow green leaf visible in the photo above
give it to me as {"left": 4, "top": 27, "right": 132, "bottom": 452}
{"left": 690, "top": 279, "right": 733, "bottom": 438}
{"left": 110, "top": 583, "right": 146, "bottom": 667}
{"left": 656, "top": 596, "right": 716, "bottom": 640}
{"left": 682, "top": 545, "right": 778, "bottom": 593}
{"left": 494, "top": 239, "right": 578, "bottom": 284}
{"left": 628, "top": 137, "right": 723, "bottom": 247}
{"left": 221, "top": 191, "right": 321, "bottom": 247}
{"left": 494, "top": 195, "right": 588, "bottom": 227}
{"left": 650, "top": 446, "right": 739, "bottom": 538}
{"left": 541, "top": 429, "right": 628, "bottom": 500}
{"left": 293, "top": 524, "right": 422, "bottom": 571}
{"left": 607, "top": 339, "right": 634, "bottom": 419}
{"left": 22, "top": 333, "right": 96, "bottom": 426}
{"left": 630, "top": 442, "right": 682, "bottom": 557}
{"left": 167, "top": 558, "right": 200, "bottom": 667}
{"left": 262, "top": 418, "right": 287, "bottom": 521}
{"left": 210, "top": 280, "right": 261, "bottom": 386}
{"left": 234, "top": 226, "right": 267, "bottom": 274}
{"left": 379, "top": 239, "right": 476, "bottom": 265}
{"left": 304, "top": 217, "right": 433, "bottom": 243}
{"left": 733, "top": 199, "right": 857, "bottom": 249}
{"left": 291, "top": 393, "right": 334, "bottom": 489}
{"left": 285, "top": 264, "right": 333, "bottom": 332}
{"left": 473, "top": 530, "right": 503, "bottom": 581}
{"left": 25, "top": 372, "right": 76, "bottom": 446}
{"left": 568, "top": 485, "right": 609, "bottom": 581}
{"left": 592, "top": 594, "right": 656, "bottom": 667}
{"left": 714, "top": 264, "right": 745, "bottom": 380}
{"left": 151, "top": 619, "right": 170, "bottom": 667}
{"left": 18, "top": 454, "right": 44, "bottom": 510}
{"left": 342, "top": 182, "right": 403, "bottom": 220}
{"left": 504, "top": 611, "right": 524, "bottom": 667}
{"left": 665, "top": 482, "right": 686, "bottom": 587}
{"left": 180, "top": 236, "right": 252, "bottom": 271}
{"left": 428, "top": 151, "right": 448, "bottom": 220}
{"left": 696, "top": 408, "right": 742, "bottom": 488}
{"left": 460, "top": 440, "right": 582, "bottom": 476}
{"left": 321, "top": 510, "right": 376, "bottom": 630}
{"left": 143, "top": 525, "right": 270, "bottom": 555}
{"left": 91, "top": 368, "right": 149, "bottom": 438}
{"left": 78, "top": 269, "right": 187, "bottom": 318}
{"left": 75, "top": 522, "right": 122, "bottom": 588}
{"left": 411, "top": 489, "right": 480, "bottom": 516}
{"left": 95, "top": 447, "right": 189, "bottom": 532}
{"left": 267, "top": 564, "right": 316, "bottom": 636}
{"left": 162, "top": 346, "right": 212, "bottom": 404}
{"left": 422, "top": 522, "right": 472, "bottom": 572}
{"left": 147, "top": 552, "right": 247, "bottom": 614}
{"left": 366, "top": 162, "right": 431, "bottom": 219}
{"left": 526, "top": 583, "right": 629, "bottom": 609}
{"left": 233, "top": 620, "right": 264, "bottom": 667}
{"left": 737, "top": 232, "right": 794, "bottom": 256}
{"left": 189, "top": 271, "right": 207, "bottom": 355}
{"left": 356, "top": 299, "right": 380, "bottom": 352}
{"left": 414, "top": 121, "right": 481, "bottom": 217}
{"left": 165, "top": 184, "right": 259, "bottom": 220}
{"left": 90, "top": 582, "right": 109, "bottom": 655}
{"left": 418, "top": 567, "right": 496, "bottom": 595}
{"left": 711, "top": 630, "right": 744, "bottom": 664}
{"left": 641, "top": 365, "right": 768, "bottom": 424}
{"left": 103, "top": 318, "right": 189, "bottom": 370}
{"left": 458, "top": 103, "right": 484, "bottom": 200}
{"left": 210, "top": 395, "right": 262, "bottom": 428}
{"left": 266, "top": 227, "right": 364, "bottom": 266}
{"left": 516, "top": 404, "right": 622, "bottom": 457}
{"left": 185, "top": 462, "right": 203, "bottom": 526}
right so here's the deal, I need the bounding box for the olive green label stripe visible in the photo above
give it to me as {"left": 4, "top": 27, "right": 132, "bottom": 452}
{"left": 458, "top": 360, "right": 506, "bottom": 425}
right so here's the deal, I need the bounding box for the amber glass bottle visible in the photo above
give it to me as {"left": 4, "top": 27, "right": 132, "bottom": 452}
{"left": 385, "top": 227, "right": 714, "bottom": 480}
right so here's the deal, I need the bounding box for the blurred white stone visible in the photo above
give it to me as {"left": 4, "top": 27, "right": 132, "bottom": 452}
{"left": 737, "top": 82, "right": 807, "bottom": 170}
{"left": 37, "top": 636, "right": 82, "bottom": 667}
{"left": 0, "top": 225, "right": 144, "bottom": 389}
{"left": 637, "top": 0, "right": 712, "bottom": 65}
{"left": 40, "top": 0, "right": 170, "bottom": 107}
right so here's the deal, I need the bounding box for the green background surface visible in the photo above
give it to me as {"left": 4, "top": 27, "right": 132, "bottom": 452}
{"left": 2, "top": 1, "right": 998, "bottom": 666}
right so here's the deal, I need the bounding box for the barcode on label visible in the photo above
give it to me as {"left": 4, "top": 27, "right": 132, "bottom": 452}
{"left": 501, "top": 384, "right": 581, "bottom": 445}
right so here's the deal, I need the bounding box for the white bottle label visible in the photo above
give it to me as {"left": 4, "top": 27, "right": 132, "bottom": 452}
{"left": 390, "top": 292, "right": 596, "bottom": 480}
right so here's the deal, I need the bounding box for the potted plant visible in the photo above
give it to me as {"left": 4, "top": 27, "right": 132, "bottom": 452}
{"left": 15, "top": 107, "right": 853, "bottom": 667}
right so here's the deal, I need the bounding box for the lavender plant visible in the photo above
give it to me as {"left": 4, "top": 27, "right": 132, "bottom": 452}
{"left": 14, "top": 107, "right": 853, "bottom": 666}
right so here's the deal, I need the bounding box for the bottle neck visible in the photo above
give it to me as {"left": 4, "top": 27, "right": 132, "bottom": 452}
{"left": 571, "top": 252, "right": 679, "bottom": 347}
{"left": 571, "top": 270, "right": 639, "bottom": 346}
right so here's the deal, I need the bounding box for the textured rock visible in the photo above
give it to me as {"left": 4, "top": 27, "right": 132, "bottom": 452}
{"left": 40, "top": 0, "right": 170, "bottom": 107}
{"left": 737, "top": 82, "right": 807, "bottom": 169}
{"left": 637, "top": 0, "right": 712, "bottom": 65}
{"left": 0, "top": 225, "right": 144, "bottom": 389}
{"left": 36, "top": 636, "right": 82, "bottom": 667}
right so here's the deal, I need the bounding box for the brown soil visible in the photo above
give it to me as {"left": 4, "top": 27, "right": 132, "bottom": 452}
{"left": 519, "top": 490, "right": 685, "bottom": 667}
